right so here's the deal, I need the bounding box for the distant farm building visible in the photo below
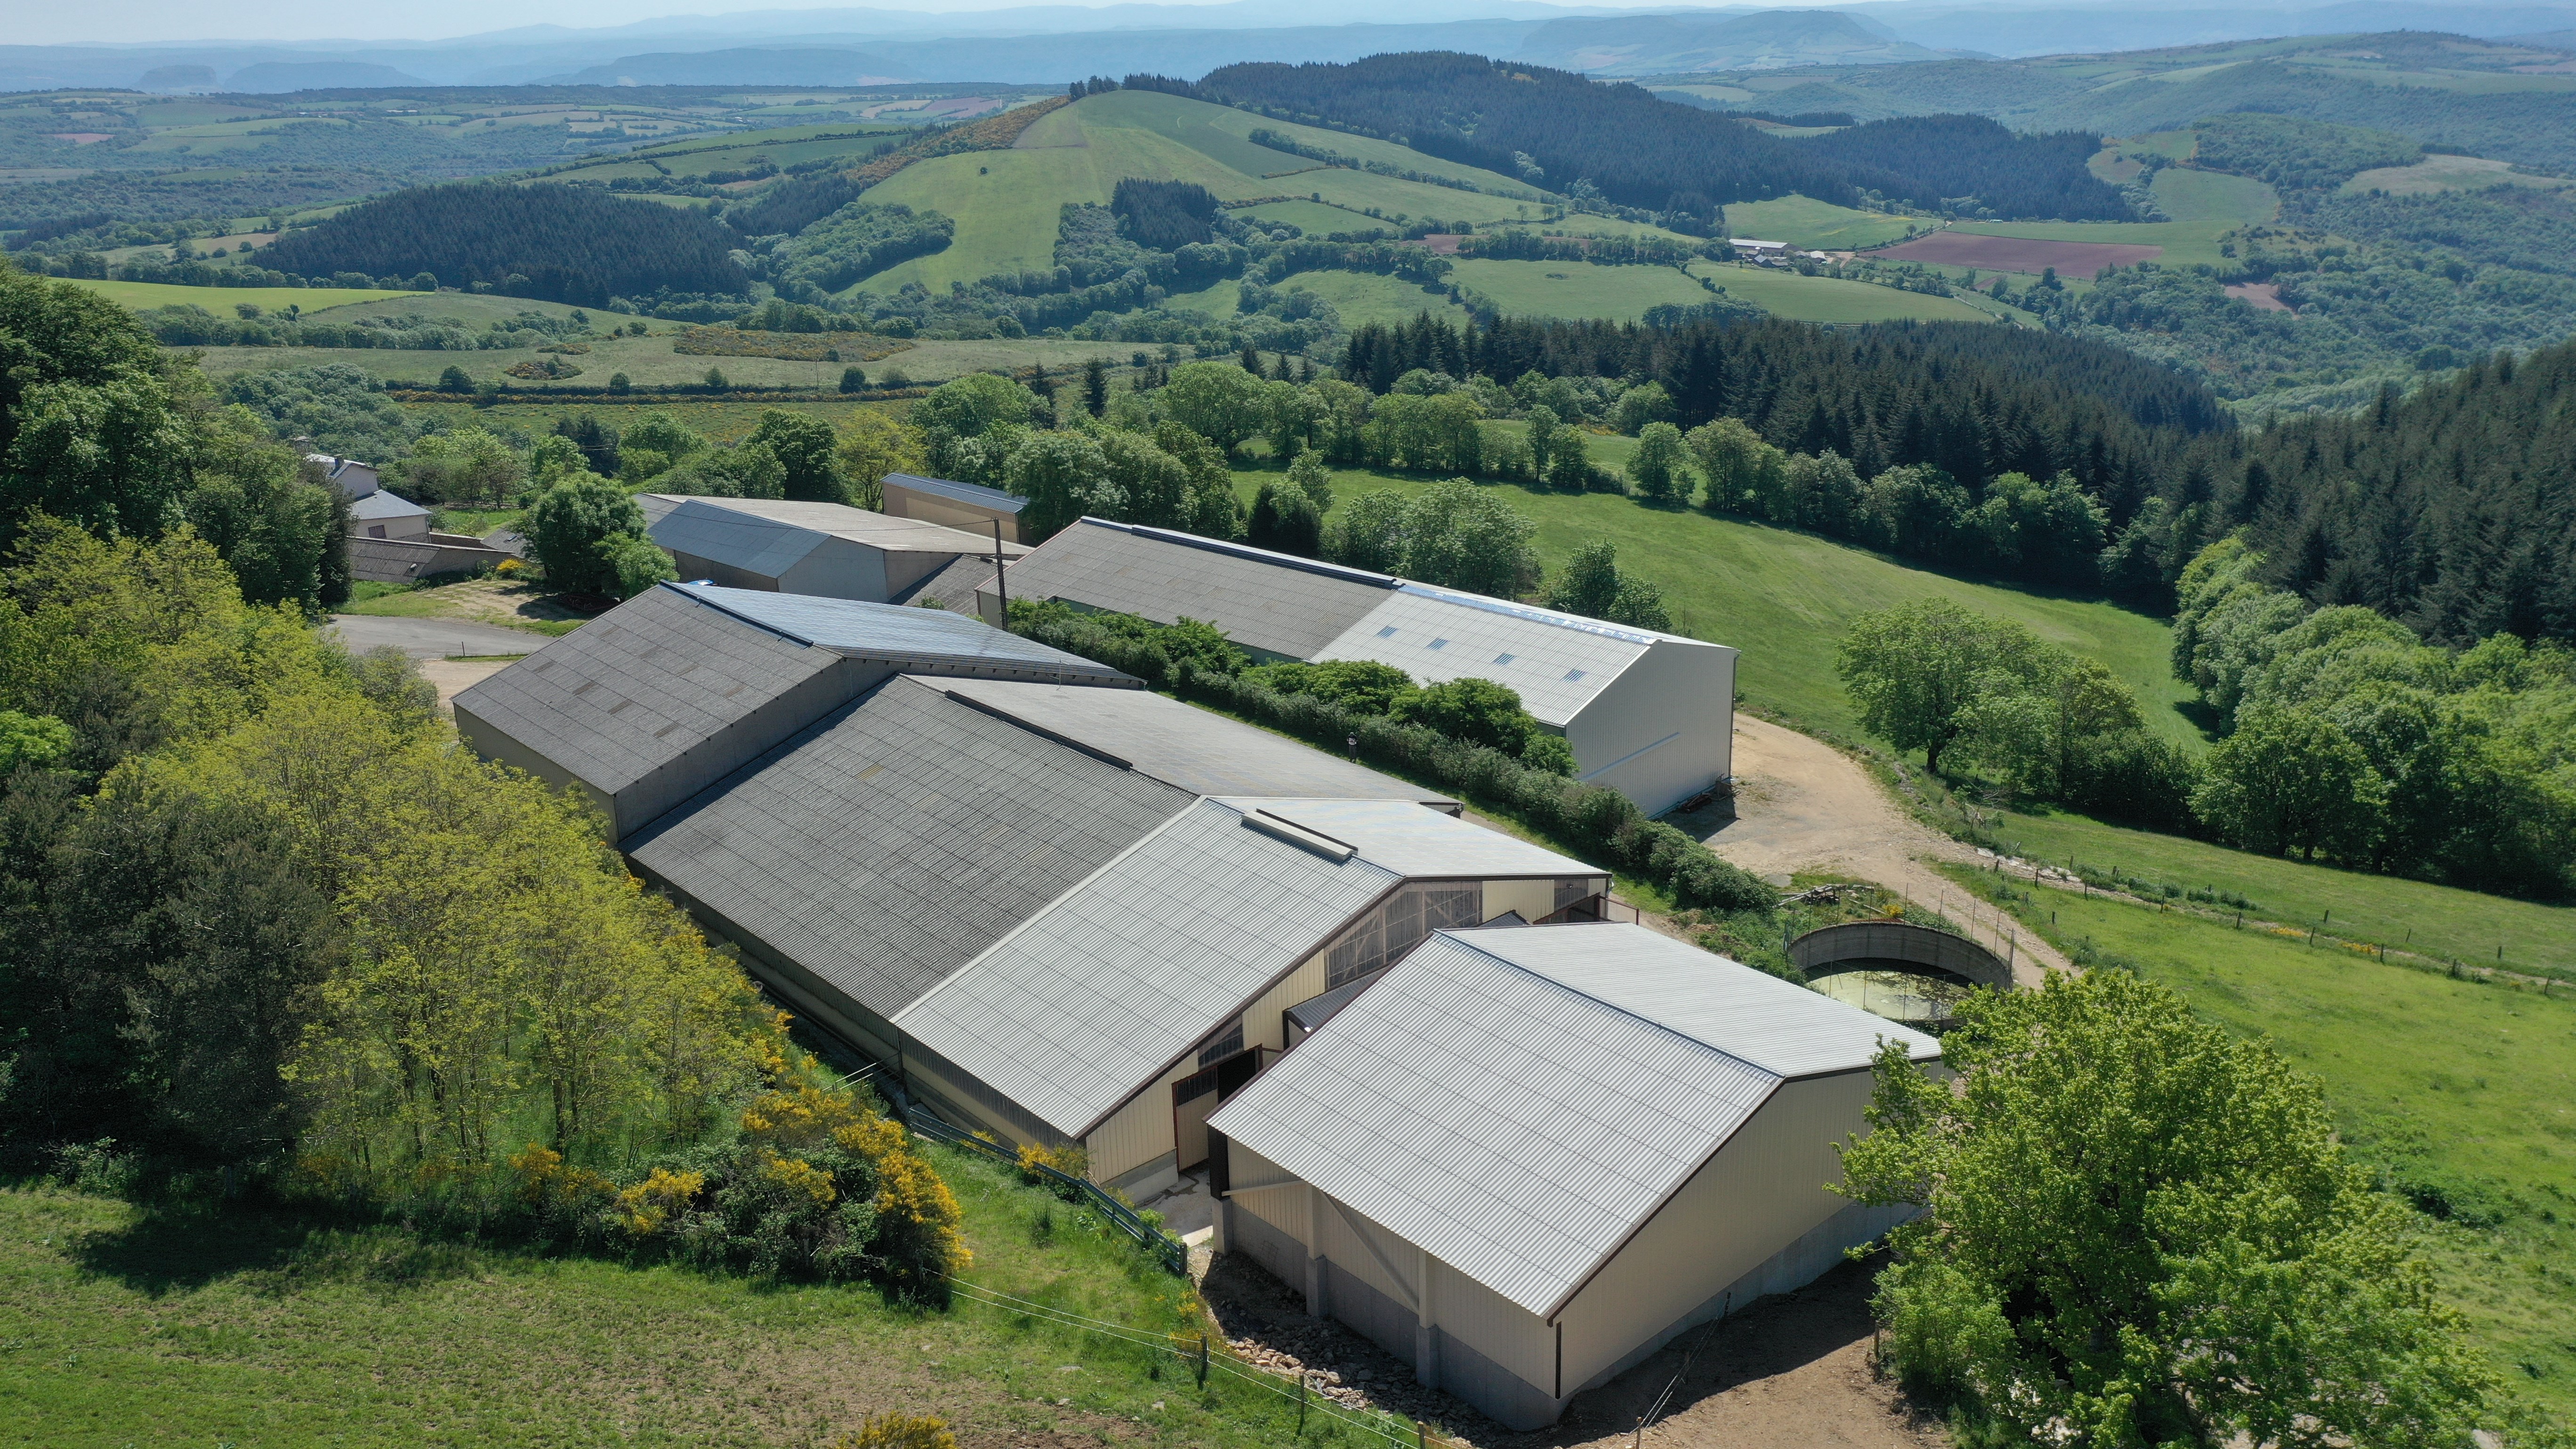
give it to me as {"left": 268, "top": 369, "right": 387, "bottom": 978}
{"left": 1210, "top": 923, "right": 1939, "bottom": 1429}
{"left": 988, "top": 519, "right": 1738, "bottom": 814}
{"left": 636, "top": 494, "right": 1019, "bottom": 610}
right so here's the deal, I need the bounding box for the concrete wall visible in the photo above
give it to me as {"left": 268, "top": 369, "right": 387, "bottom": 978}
{"left": 348, "top": 536, "right": 512, "bottom": 585}
{"left": 1568, "top": 638, "right": 1736, "bottom": 816}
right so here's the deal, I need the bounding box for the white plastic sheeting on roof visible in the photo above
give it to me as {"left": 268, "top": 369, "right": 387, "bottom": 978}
{"left": 669, "top": 582, "right": 1135, "bottom": 684}
{"left": 895, "top": 797, "right": 1596, "bottom": 1138}
{"left": 1310, "top": 586, "right": 1660, "bottom": 726}
{"left": 1208, "top": 924, "right": 1939, "bottom": 1319}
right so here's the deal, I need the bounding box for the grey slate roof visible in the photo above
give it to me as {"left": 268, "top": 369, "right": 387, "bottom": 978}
{"left": 995, "top": 518, "right": 1396, "bottom": 659}
{"left": 453, "top": 584, "right": 843, "bottom": 799}
{"left": 892, "top": 553, "right": 1000, "bottom": 612}
{"left": 936, "top": 678, "right": 1455, "bottom": 807}
{"left": 886, "top": 472, "right": 1025, "bottom": 514}
{"left": 1208, "top": 924, "right": 1941, "bottom": 1319}
{"left": 649, "top": 498, "right": 832, "bottom": 578}
{"left": 896, "top": 798, "right": 1597, "bottom": 1138}
{"left": 348, "top": 490, "right": 429, "bottom": 522}
{"left": 645, "top": 495, "right": 1026, "bottom": 560}
{"left": 673, "top": 583, "right": 1136, "bottom": 685}
{"left": 628, "top": 676, "right": 1196, "bottom": 1022}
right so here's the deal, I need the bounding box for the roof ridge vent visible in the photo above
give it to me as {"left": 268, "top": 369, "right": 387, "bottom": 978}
{"left": 1242, "top": 808, "right": 1358, "bottom": 862}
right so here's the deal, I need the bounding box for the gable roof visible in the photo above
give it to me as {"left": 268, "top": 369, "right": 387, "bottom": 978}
{"left": 1207, "top": 923, "right": 1940, "bottom": 1319}
{"left": 995, "top": 518, "right": 1396, "bottom": 659}
{"left": 642, "top": 495, "right": 1029, "bottom": 574}
{"left": 628, "top": 676, "right": 1197, "bottom": 1022}
{"left": 884, "top": 472, "right": 1026, "bottom": 515}
{"left": 935, "top": 678, "right": 1455, "bottom": 808}
{"left": 348, "top": 490, "right": 428, "bottom": 522}
{"left": 1313, "top": 584, "right": 1728, "bottom": 727}
{"left": 895, "top": 797, "right": 1595, "bottom": 1139}
{"left": 454, "top": 583, "right": 847, "bottom": 802}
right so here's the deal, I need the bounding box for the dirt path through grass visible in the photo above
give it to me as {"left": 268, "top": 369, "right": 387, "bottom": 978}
{"left": 1683, "top": 716, "right": 2069, "bottom": 984}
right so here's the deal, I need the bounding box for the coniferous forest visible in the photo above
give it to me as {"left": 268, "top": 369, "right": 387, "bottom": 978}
{"left": 258, "top": 182, "right": 749, "bottom": 307}
{"left": 1197, "top": 53, "right": 2129, "bottom": 220}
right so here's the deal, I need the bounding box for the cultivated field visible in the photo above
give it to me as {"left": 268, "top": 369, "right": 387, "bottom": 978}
{"left": 1876, "top": 232, "right": 2163, "bottom": 279}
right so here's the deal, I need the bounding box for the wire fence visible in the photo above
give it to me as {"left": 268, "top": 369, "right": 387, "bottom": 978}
{"left": 942, "top": 1276, "right": 1474, "bottom": 1449}
{"left": 901, "top": 1107, "right": 1190, "bottom": 1275}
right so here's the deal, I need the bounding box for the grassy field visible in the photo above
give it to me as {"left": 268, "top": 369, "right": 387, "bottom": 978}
{"left": 2144, "top": 166, "right": 2280, "bottom": 225}
{"left": 1236, "top": 458, "right": 2195, "bottom": 748}
{"left": 1694, "top": 263, "right": 1998, "bottom": 323}
{"left": 1448, "top": 259, "right": 1716, "bottom": 322}
{"left": 0, "top": 1141, "right": 1410, "bottom": 1448}
{"left": 1164, "top": 271, "right": 1466, "bottom": 331}
{"left": 64, "top": 278, "right": 410, "bottom": 313}
{"left": 1957, "top": 873, "right": 2576, "bottom": 1415}
{"left": 1945, "top": 172, "right": 2275, "bottom": 273}
{"left": 1977, "top": 805, "right": 2576, "bottom": 977}
{"left": 2345, "top": 153, "right": 2575, "bottom": 195}
{"left": 1720, "top": 196, "right": 1920, "bottom": 250}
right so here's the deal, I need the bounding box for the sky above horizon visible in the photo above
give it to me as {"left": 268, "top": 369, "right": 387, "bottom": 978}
{"left": 17, "top": 0, "right": 1837, "bottom": 48}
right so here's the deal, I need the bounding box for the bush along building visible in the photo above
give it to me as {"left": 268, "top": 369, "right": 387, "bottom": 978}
{"left": 456, "top": 585, "right": 1936, "bottom": 1425}
{"left": 985, "top": 519, "right": 1739, "bottom": 815}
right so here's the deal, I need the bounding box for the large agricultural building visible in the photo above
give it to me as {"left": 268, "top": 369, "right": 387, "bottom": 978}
{"left": 1210, "top": 923, "right": 1939, "bottom": 1429}
{"left": 454, "top": 583, "right": 1615, "bottom": 1197}
{"left": 454, "top": 585, "right": 1936, "bottom": 1422}
{"left": 983, "top": 519, "right": 1739, "bottom": 815}
{"left": 637, "top": 494, "right": 1014, "bottom": 611}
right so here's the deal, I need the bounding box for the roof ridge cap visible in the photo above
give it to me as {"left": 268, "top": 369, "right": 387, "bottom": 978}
{"left": 1427, "top": 928, "right": 1782, "bottom": 1082}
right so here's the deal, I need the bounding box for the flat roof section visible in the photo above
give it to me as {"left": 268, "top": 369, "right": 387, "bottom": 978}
{"left": 936, "top": 677, "right": 1457, "bottom": 809}
{"left": 994, "top": 518, "right": 1395, "bottom": 660}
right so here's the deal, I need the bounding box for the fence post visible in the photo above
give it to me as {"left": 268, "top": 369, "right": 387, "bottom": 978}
{"left": 1298, "top": 1371, "right": 1307, "bottom": 1433}
{"left": 1198, "top": 1334, "right": 1208, "bottom": 1388}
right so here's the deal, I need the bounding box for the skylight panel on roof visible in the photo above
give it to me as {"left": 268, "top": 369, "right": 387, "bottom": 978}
{"left": 1494, "top": 652, "right": 1514, "bottom": 665}
{"left": 1376, "top": 626, "right": 1398, "bottom": 638}
{"left": 1427, "top": 638, "right": 1448, "bottom": 651}
{"left": 1564, "top": 668, "right": 1586, "bottom": 681}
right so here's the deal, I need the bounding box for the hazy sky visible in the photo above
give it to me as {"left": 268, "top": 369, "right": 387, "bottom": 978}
{"left": 22, "top": 0, "right": 1793, "bottom": 47}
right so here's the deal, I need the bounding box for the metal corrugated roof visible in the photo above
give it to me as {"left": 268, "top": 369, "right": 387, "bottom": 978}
{"left": 994, "top": 519, "right": 1395, "bottom": 659}
{"left": 894, "top": 797, "right": 1598, "bottom": 1137}
{"left": 453, "top": 585, "right": 842, "bottom": 797}
{"left": 1212, "top": 797, "right": 1592, "bottom": 879}
{"left": 894, "top": 798, "right": 1404, "bottom": 1137}
{"left": 628, "top": 677, "right": 1196, "bottom": 1021}
{"left": 885, "top": 472, "right": 1026, "bottom": 514}
{"left": 645, "top": 495, "right": 1026, "bottom": 559}
{"left": 1207, "top": 924, "right": 1940, "bottom": 1319}
{"left": 671, "top": 583, "right": 1137, "bottom": 685}
{"left": 1312, "top": 588, "right": 1661, "bottom": 726}
{"left": 936, "top": 680, "right": 1455, "bottom": 807}
{"left": 649, "top": 499, "right": 831, "bottom": 578}
{"left": 348, "top": 491, "right": 429, "bottom": 521}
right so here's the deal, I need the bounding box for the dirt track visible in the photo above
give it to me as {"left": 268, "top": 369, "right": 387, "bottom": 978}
{"left": 1678, "top": 716, "right": 2067, "bottom": 985}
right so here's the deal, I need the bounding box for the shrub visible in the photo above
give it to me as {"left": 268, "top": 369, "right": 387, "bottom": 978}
{"left": 834, "top": 1414, "right": 958, "bottom": 1449}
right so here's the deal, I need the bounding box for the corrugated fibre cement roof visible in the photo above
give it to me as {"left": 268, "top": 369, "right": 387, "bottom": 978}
{"left": 997, "top": 519, "right": 1394, "bottom": 660}
{"left": 669, "top": 582, "right": 1137, "bottom": 686}
{"left": 626, "top": 676, "right": 1197, "bottom": 1022}
{"left": 1208, "top": 924, "right": 1940, "bottom": 1319}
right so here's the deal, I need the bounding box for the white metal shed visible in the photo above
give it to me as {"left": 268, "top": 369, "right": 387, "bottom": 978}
{"left": 1207, "top": 922, "right": 1940, "bottom": 1429}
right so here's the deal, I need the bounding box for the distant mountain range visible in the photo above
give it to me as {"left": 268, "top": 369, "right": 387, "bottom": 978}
{"left": 1, "top": 0, "right": 2568, "bottom": 90}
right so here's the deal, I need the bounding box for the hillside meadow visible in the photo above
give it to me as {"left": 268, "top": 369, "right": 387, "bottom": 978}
{"left": 1955, "top": 870, "right": 2576, "bottom": 1416}
{"left": 0, "top": 1141, "right": 1396, "bottom": 1449}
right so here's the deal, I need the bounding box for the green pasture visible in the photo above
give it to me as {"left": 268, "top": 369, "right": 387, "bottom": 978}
{"left": 1721, "top": 195, "right": 1918, "bottom": 250}
{"left": 1238, "top": 198, "right": 1373, "bottom": 235}
{"left": 0, "top": 1141, "right": 1409, "bottom": 1448}
{"left": 1949, "top": 207, "right": 2263, "bottom": 272}
{"left": 1694, "top": 264, "right": 1996, "bottom": 323}
{"left": 1235, "top": 458, "right": 2194, "bottom": 746}
{"left": 1447, "top": 259, "right": 1715, "bottom": 322}
{"left": 2147, "top": 166, "right": 2279, "bottom": 225}
{"left": 1978, "top": 806, "right": 2576, "bottom": 978}
{"left": 190, "top": 335, "right": 1127, "bottom": 392}
{"left": 1165, "top": 270, "right": 1465, "bottom": 330}
{"left": 2345, "top": 153, "right": 2575, "bottom": 195}
{"left": 66, "top": 278, "right": 409, "bottom": 313}
{"left": 1973, "top": 878, "right": 2576, "bottom": 1413}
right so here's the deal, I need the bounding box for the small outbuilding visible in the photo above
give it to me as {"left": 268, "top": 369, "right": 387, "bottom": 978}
{"left": 347, "top": 489, "right": 432, "bottom": 542}
{"left": 987, "top": 519, "right": 1739, "bottom": 813}
{"left": 637, "top": 494, "right": 1024, "bottom": 605}
{"left": 881, "top": 472, "right": 1027, "bottom": 544}
{"left": 1208, "top": 922, "right": 1939, "bottom": 1430}
{"left": 306, "top": 453, "right": 383, "bottom": 499}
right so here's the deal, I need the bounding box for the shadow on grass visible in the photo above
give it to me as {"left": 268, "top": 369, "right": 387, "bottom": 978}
{"left": 64, "top": 1194, "right": 493, "bottom": 1299}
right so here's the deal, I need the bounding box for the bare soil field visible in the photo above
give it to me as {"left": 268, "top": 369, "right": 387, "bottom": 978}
{"left": 1875, "top": 231, "right": 2162, "bottom": 278}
